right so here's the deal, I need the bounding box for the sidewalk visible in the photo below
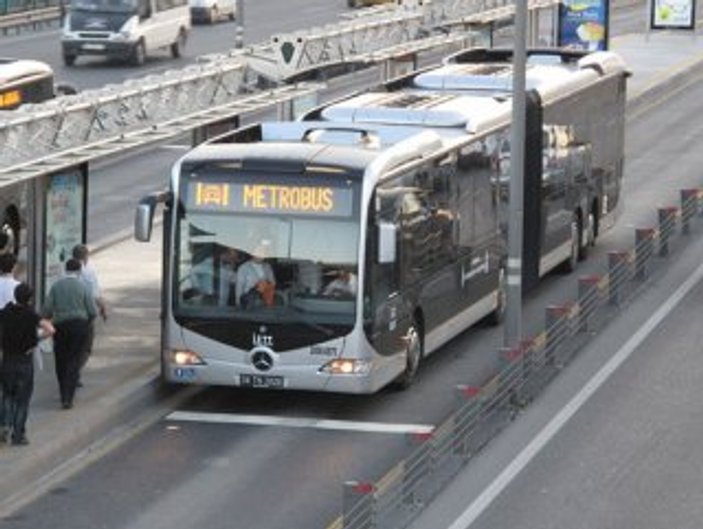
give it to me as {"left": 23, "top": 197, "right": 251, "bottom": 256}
{"left": 2, "top": 29, "right": 703, "bottom": 516}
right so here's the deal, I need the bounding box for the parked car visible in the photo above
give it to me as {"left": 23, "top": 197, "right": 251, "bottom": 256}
{"left": 189, "top": 0, "right": 235, "bottom": 24}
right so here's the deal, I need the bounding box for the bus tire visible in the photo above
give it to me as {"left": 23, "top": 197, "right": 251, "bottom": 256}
{"left": 63, "top": 53, "right": 76, "bottom": 67}
{"left": 171, "top": 29, "right": 187, "bottom": 58}
{"left": 486, "top": 266, "right": 506, "bottom": 326}
{"left": 131, "top": 40, "right": 146, "bottom": 66}
{"left": 579, "top": 210, "right": 596, "bottom": 260}
{"left": 394, "top": 321, "right": 422, "bottom": 390}
{"left": 560, "top": 212, "right": 581, "bottom": 274}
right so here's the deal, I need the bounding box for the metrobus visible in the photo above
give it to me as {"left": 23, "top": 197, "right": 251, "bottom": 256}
{"left": 135, "top": 48, "right": 628, "bottom": 393}
{"left": 0, "top": 58, "right": 57, "bottom": 110}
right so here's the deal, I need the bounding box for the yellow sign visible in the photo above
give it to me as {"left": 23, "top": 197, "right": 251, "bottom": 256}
{"left": 0, "top": 89, "right": 22, "bottom": 109}
{"left": 242, "top": 184, "right": 334, "bottom": 213}
{"left": 195, "top": 183, "right": 230, "bottom": 207}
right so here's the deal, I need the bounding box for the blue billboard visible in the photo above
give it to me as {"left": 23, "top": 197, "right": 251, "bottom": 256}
{"left": 558, "top": 0, "right": 610, "bottom": 51}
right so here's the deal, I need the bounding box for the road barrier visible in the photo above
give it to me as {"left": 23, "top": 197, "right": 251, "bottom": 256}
{"left": 331, "top": 187, "right": 703, "bottom": 529}
{"left": 0, "top": 1, "right": 59, "bottom": 34}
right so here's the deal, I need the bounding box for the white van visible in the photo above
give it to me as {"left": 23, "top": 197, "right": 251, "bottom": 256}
{"left": 189, "top": 0, "right": 235, "bottom": 24}
{"left": 61, "top": 0, "right": 191, "bottom": 66}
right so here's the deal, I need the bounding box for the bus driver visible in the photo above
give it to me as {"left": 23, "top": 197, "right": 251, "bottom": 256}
{"left": 235, "top": 240, "right": 276, "bottom": 308}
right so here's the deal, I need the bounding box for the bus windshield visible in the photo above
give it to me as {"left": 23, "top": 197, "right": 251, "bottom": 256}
{"left": 174, "top": 172, "right": 361, "bottom": 328}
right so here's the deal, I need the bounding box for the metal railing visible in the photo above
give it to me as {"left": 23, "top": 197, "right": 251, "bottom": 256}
{"left": 0, "top": 0, "right": 60, "bottom": 33}
{"left": 334, "top": 188, "right": 703, "bottom": 529}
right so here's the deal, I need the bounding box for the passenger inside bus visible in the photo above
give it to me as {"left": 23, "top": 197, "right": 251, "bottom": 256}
{"left": 322, "top": 270, "right": 357, "bottom": 298}
{"left": 217, "top": 247, "right": 240, "bottom": 307}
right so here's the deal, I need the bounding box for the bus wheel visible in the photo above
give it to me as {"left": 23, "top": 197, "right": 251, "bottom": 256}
{"left": 486, "top": 266, "right": 506, "bottom": 326}
{"left": 561, "top": 212, "right": 581, "bottom": 273}
{"left": 63, "top": 53, "right": 76, "bottom": 67}
{"left": 171, "top": 30, "right": 187, "bottom": 58}
{"left": 579, "top": 211, "right": 596, "bottom": 261}
{"left": 395, "top": 322, "right": 422, "bottom": 390}
{"left": 131, "top": 40, "right": 146, "bottom": 66}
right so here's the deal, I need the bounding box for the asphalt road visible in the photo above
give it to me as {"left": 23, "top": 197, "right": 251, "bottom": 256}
{"left": 7, "top": 25, "right": 703, "bottom": 529}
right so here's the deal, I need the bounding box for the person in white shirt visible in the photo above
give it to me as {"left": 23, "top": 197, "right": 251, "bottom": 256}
{"left": 236, "top": 241, "right": 276, "bottom": 308}
{"left": 0, "top": 253, "right": 20, "bottom": 309}
{"left": 323, "top": 270, "right": 358, "bottom": 298}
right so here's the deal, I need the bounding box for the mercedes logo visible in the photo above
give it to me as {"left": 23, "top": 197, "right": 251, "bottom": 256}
{"left": 251, "top": 350, "right": 274, "bottom": 372}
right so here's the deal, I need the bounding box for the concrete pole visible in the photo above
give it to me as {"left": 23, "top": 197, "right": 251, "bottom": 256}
{"left": 505, "top": 0, "right": 527, "bottom": 347}
{"left": 235, "top": 0, "right": 244, "bottom": 49}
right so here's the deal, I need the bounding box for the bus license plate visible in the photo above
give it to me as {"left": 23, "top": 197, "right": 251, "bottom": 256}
{"left": 240, "top": 374, "right": 284, "bottom": 389}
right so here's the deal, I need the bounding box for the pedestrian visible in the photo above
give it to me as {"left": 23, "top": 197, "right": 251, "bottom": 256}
{"left": 0, "top": 283, "right": 55, "bottom": 445}
{"left": 72, "top": 244, "right": 107, "bottom": 381}
{"left": 0, "top": 253, "right": 20, "bottom": 309}
{"left": 0, "top": 252, "right": 19, "bottom": 436}
{"left": 42, "top": 258, "right": 97, "bottom": 410}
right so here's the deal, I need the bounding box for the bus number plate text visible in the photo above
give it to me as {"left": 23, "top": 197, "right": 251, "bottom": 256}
{"left": 240, "top": 374, "right": 284, "bottom": 389}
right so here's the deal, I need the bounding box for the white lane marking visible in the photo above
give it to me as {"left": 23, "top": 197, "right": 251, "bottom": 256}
{"left": 447, "top": 260, "right": 703, "bottom": 529}
{"left": 159, "top": 144, "right": 191, "bottom": 151}
{"left": 167, "top": 411, "right": 434, "bottom": 435}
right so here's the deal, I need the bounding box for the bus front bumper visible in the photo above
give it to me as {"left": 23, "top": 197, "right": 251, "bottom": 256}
{"left": 164, "top": 361, "right": 387, "bottom": 394}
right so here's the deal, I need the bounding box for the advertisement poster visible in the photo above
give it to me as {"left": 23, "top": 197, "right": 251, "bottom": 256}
{"left": 558, "top": 0, "right": 610, "bottom": 51}
{"left": 651, "top": 0, "right": 696, "bottom": 29}
{"left": 44, "top": 169, "right": 85, "bottom": 297}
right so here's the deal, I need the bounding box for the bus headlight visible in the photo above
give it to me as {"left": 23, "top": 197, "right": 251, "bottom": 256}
{"left": 319, "top": 359, "right": 371, "bottom": 375}
{"left": 171, "top": 350, "right": 206, "bottom": 366}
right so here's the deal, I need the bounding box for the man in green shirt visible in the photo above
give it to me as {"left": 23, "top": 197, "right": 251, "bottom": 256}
{"left": 43, "top": 258, "right": 97, "bottom": 409}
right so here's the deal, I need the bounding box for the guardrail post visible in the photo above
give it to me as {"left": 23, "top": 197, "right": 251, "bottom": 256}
{"left": 657, "top": 207, "right": 678, "bottom": 256}
{"left": 453, "top": 385, "right": 481, "bottom": 458}
{"left": 607, "top": 250, "right": 629, "bottom": 306}
{"left": 634, "top": 228, "right": 655, "bottom": 280}
{"left": 343, "top": 481, "right": 376, "bottom": 529}
{"left": 402, "top": 432, "right": 433, "bottom": 509}
{"left": 500, "top": 339, "right": 534, "bottom": 408}
{"left": 680, "top": 189, "right": 699, "bottom": 235}
{"left": 577, "top": 275, "right": 601, "bottom": 333}
{"left": 545, "top": 305, "right": 571, "bottom": 368}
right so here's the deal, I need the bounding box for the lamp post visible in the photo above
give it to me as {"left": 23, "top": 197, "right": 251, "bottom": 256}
{"left": 504, "top": 0, "right": 527, "bottom": 347}
{"left": 235, "top": 0, "right": 244, "bottom": 49}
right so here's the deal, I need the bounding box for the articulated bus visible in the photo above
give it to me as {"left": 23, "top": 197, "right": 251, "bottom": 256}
{"left": 135, "top": 48, "right": 628, "bottom": 394}
{"left": 0, "top": 58, "right": 56, "bottom": 110}
{"left": 0, "top": 57, "right": 77, "bottom": 110}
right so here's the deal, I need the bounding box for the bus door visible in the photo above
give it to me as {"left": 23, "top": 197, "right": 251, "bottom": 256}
{"left": 455, "top": 144, "right": 499, "bottom": 312}
{"left": 367, "top": 189, "right": 410, "bottom": 359}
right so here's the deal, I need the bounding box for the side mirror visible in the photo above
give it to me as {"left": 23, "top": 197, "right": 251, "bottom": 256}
{"left": 134, "top": 202, "right": 154, "bottom": 242}
{"left": 378, "top": 222, "right": 396, "bottom": 264}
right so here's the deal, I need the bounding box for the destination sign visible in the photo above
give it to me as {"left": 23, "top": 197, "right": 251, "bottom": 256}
{"left": 0, "top": 89, "right": 22, "bottom": 109}
{"left": 187, "top": 181, "right": 354, "bottom": 217}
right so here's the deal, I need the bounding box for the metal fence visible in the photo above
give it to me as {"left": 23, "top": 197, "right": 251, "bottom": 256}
{"left": 333, "top": 187, "right": 703, "bottom": 529}
{"left": 0, "top": 0, "right": 59, "bottom": 33}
